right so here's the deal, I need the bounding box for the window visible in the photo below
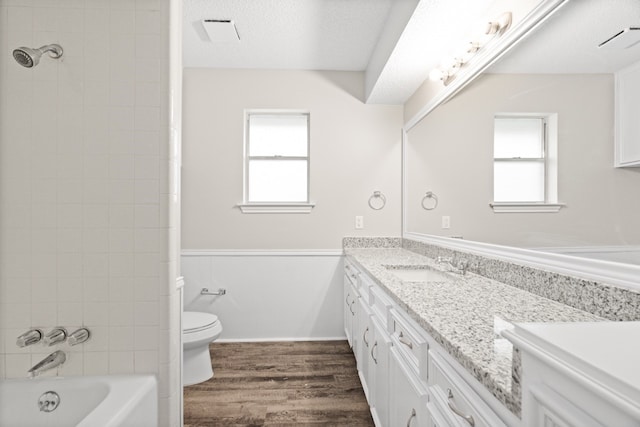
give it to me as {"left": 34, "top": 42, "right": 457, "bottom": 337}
{"left": 240, "top": 112, "right": 313, "bottom": 213}
{"left": 492, "top": 114, "right": 563, "bottom": 213}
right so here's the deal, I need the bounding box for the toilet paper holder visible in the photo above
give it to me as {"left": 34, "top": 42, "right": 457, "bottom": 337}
{"left": 201, "top": 287, "right": 227, "bottom": 296}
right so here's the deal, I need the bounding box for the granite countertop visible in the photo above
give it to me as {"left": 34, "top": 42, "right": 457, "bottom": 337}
{"left": 344, "top": 247, "right": 604, "bottom": 417}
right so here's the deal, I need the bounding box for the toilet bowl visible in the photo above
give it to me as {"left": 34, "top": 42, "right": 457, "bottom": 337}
{"left": 183, "top": 311, "right": 223, "bottom": 386}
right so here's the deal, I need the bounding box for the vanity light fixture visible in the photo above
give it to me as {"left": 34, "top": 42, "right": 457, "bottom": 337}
{"left": 429, "top": 11, "right": 512, "bottom": 86}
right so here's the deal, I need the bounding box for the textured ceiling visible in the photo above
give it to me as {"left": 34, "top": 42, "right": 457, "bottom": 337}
{"left": 183, "top": 0, "right": 640, "bottom": 105}
{"left": 182, "top": 0, "right": 513, "bottom": 104}
{"left": 182, "top": 0, "right": 393, "bottom": 71}
{"left": 490, "top": 0, "right": 640, "bottom": 73}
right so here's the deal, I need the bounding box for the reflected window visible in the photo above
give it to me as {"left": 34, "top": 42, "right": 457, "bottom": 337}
{"left": 245, "top": 112, "right": 310, "bottom": 203}
{"left": 493, "top": 114, "right": 558, "bottom": 205}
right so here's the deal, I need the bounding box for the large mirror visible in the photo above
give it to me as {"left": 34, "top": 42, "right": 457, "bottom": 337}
{"left": 404, "top": 0, "right": 640, "bottom": 267}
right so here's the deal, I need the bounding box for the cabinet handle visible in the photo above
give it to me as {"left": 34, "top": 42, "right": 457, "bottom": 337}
{"left": 406, "top": 408, "right": 416, "bottom": 427}
{"left": 349, "top": 301, "right": 356, "bottom": 315}
{"left": 345, "top": 293, "right": 351, "bottom": 306}
{"left": 370, "top": 342, "right": 378, "bottom": 364}
{"left": 363, "top": 327, "right": 369, "bottom": 347}
{"left": 398, "top": 331, "right": 413, "bottom": 349}
{"left": 447, "top": 389, "right": 475, "bottom": 426}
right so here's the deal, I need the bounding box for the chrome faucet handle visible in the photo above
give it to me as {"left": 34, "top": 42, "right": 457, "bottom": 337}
{"left": 68, "top": 328, "right": 90, "bottom": 346}
{"left": 43, "top": 327, "right": 67, "bottom": 346}
{"left": 456, "top": 259, "right": 469, "bottom": 270}
{"left": 16, "top": 329, "right": 43, "bottom": 347}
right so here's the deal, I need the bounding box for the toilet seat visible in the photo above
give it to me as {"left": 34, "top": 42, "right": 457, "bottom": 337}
{"left": 183, "top": 311, "right": 219, "bottom": 334}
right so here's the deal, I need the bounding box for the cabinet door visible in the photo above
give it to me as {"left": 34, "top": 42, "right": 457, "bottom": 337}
{"left": 389, "top": 346, "right": 429, "bottom": 427}
{"left": 370, "top": 316, "right": 392, "bottom": 427}
{"left": 357, "top": 297, "right": 373, "bottom": 402}
{"left": 343, "top": 279, "right": 354, "bottom": 347}
{"left": 350, "top": 282, "right": 360, "bottom": 357}
{"left": 616, "top": 61, "right": 640, "bottom": 167}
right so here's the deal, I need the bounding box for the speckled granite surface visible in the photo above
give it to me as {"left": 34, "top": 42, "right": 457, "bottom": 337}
{"left": 342, "top": 236, "right": 402, "bottom": 248}
{"left": 402, "top": 238, "right": 640, "bottom": 321}
{"left": 344, "top": 247, "right": 604, "bottom": 417}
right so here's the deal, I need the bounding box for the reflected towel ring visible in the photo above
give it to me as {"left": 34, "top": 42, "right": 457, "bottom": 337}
{"left": 368, "top": 191, "right": 386, "bottom": 210}
{"left": 422, "top": 191, "right": 438, "bottom": 210}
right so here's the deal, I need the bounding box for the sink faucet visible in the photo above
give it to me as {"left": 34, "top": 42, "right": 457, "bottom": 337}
{"left": 436, "top": 256, "right": 469, "bottom": 275}
{"left": 28, "top": 350, "right": 66, "bottom": 378}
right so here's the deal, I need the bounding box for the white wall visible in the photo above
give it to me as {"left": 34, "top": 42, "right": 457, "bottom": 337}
{"left": 182, "top": 252, "right": 345, "bottom": 341}
{"left": 405, "top": 73, "right": 640, "bottom": 248}
{"left": 0, "top": 1, "right": 180, "bottom": 425}
{"left": 181, "top": 69, "right": 403, "bottom": 250}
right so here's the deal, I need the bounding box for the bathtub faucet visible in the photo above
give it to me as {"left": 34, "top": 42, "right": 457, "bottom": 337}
{"left": 28, "top": 350, "right": 66, "bottom": 378}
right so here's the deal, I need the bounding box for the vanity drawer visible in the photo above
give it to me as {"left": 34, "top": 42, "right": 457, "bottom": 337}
{"left": 369, "top": 283, "right": 392, "bottom": 328}
{"left": 429, "top": 350, "right": 507, "bottom": 427}
{"left": 390, "top": 309, "right": 428, "bottom": 379}
{"left": 344, "top": 260, "right": 361, "bottom": 287}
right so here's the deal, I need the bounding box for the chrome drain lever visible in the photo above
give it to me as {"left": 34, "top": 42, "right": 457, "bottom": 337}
{"left": 38, "top": 391, "right": 60, "bottom": 413}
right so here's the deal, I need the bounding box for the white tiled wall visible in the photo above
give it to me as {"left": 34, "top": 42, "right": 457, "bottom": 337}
{"left": 0, "top": 0, "right": 179, "bottom": 425}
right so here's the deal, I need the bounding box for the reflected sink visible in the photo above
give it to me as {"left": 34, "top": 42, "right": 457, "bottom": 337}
{"left": 385, "top": 266, "right": 454, "bottom": 283}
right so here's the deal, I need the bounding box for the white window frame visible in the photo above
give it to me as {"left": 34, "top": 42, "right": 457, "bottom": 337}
{"left": 490, "top": 113, "right": 564, "bottom": 213}
{"left": 238, "top": 110, "right": 315, "bottom": 214}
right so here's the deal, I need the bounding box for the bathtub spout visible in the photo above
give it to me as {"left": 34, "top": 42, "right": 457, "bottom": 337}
{"left": 28, "top": 350, "right": 66, "bottom": 378}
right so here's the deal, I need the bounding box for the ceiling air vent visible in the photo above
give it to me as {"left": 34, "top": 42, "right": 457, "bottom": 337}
{"left": 598, "top": 27, "right": 640, "bottom": 49}
{"left": 202, "top": 20, "right": 240, "bottom": 42}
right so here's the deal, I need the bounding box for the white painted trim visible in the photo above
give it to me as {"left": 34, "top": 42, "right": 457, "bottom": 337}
{"left": 237, "top": 203, "right": 315, "bottom": 213}
{"left": 404, "top": 0, "right": 569, "bottom": 131}
{"left": 217, "top": 336, "right": 347, "bottom": 343}
{"left": 404, "top": 232, "right": 640, "bottom": 292}
{"left": 533, "top": 245, "right": 640, "bottom": 254}
{"left": 182, "top": 249, "right": 343, "bottom": 257}
{"left": 490, "top": 202, "right": 565, "bottom": 213}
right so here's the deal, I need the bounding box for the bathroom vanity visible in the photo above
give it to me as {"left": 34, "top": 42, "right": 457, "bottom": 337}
{"left": 343, "top": 243, "right": 640, "bottom": 427}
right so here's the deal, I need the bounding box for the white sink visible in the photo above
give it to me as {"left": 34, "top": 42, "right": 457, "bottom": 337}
{"left": 386, "top": 266, "right": 454, "bottom": 283}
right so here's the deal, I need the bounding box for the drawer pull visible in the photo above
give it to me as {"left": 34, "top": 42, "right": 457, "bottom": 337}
{"left": 371, "top": 342, "right": 378, "bottom": 364}
{"left": 447, "top": 389, "right": 475, "bottom": 426}
{"left": 363, "top": 327, "right": 369, "bottom": 347}
{"left": 345, "top": 294, "right": 351, "bottom": 305}
{"left": 349, "top": 302, "right": 356, "bottom": 315}
{"left": 398, "top": 331, "right": 413, "bottom": 349}
{"left": 406, "top": 408, "right": 416, "bottom": 427}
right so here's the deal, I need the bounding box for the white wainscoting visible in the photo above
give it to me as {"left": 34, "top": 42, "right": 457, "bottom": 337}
{"left": 181, "top": 250, "right": 346, "bottom": 341}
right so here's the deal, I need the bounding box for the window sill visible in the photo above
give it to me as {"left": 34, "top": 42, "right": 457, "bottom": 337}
{"left": 237, "top": 203, "right": 315, "bottom": 214}
{"left": 490, "top": 202, "right": 565, "bottom": 213}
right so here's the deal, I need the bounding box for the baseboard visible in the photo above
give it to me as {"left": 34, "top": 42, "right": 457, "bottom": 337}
{"left": 216, "top": 336, "right": 347, "bottom": 343}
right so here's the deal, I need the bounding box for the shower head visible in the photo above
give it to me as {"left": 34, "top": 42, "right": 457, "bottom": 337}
{"left": 12, "top": 44, "right": 63, "bottom": 68}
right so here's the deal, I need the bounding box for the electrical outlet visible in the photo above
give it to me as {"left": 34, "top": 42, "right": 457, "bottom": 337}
{"left": 441, "top": 216, "right": 450, "bottom": 229}
{"left": 355, "top": 216, "right": 364, "bottom": 229}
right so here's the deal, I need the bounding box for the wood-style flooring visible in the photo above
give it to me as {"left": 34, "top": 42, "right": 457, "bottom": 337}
{"left": 184, "top": 340, "right": 375, "bottom": 427}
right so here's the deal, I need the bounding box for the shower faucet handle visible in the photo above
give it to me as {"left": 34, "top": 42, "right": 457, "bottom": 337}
{"left": 68, "top": 328, "right": 91, "bottom": 346}
{"left": 43, "top": 327, "right": 67, "bottom": 346}
{"left": 16, "top": 329, "right": 43, "bottom": 347}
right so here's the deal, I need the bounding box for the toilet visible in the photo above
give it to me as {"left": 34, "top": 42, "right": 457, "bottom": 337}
{"left": 182, "top": 311, "right": 223, "bottom": 386}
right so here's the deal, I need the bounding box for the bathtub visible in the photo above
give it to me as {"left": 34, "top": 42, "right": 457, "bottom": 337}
{"left": 0, "top": 375, "right": 157, "bottom": 427}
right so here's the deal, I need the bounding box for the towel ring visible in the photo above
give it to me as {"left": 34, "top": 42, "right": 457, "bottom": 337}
{"left": 422, "top": 191, "right": 438, "bottom": 210}
{"left": 368, "top": 191, "right": 386, "bottom": 210}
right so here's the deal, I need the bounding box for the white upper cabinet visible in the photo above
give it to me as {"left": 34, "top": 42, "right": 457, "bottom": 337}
{"left": 615, "top": 60, "right": 640, "bottom": 167}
